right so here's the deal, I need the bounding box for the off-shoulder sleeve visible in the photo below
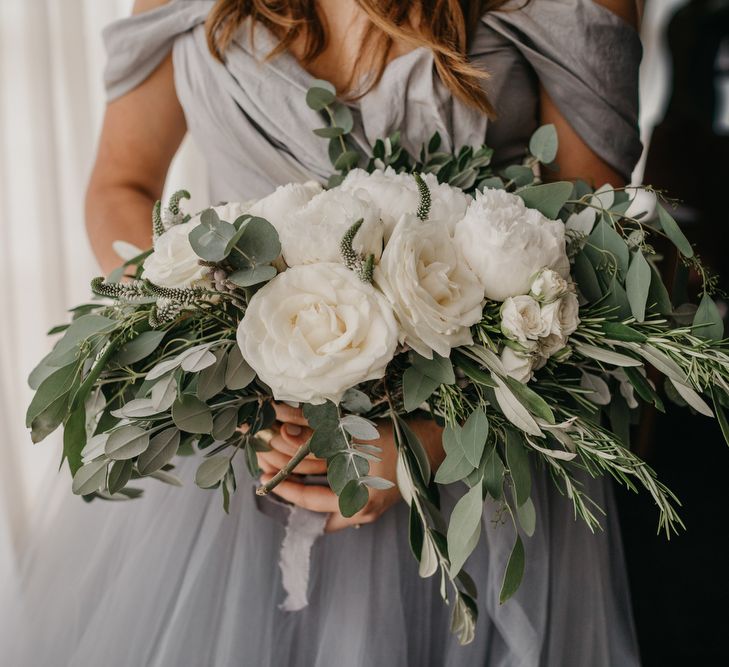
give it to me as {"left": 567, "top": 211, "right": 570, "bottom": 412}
{"left": 476, "top": 0, "right": 643, "bottom": 179}
{"left": 103, "top": 0, "right": 212, "bottom": 101}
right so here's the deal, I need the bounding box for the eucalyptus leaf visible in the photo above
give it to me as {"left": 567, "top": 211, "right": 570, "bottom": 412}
{"left": 227, "top": 265, "right": 277, "bottom": 287}
{"left": 188, "top": 218, "right": 237, "bottom": 262}
{"left": 499, "top": 534, "right": 525, "bottom": 603}
{"left": 105, "top": 425, "right": 151, "bottom": 461}
{"left": 657, "top": 205, "right": 693, "bottom": 257}
{"left": 625, "top": 250, "right": 651, "bottom": 322}
{"left": 26, "top": 362, "right": 78, "bottom": 428}
{"left": 517, "top": 182, "right": 573, "bottom": 219}
{"left": 212, "top": 407, "right": 239, "bottom": 442}
{"left": 516, "top": 496, "right": 536, "bottom": 537}
{"left": 339, "top": 415, "right": 379, "bottom": 441}
{"left": 195, "top": 455, "right": 230, "bottom": 488}
{"left": 62, "top": 406, "right": 87, "bottom": 475}
{"left": 137, "top": 428, "right": 180, "bottom": 475}
{"left": 172, "top": 394, "right": 213, "bottom": 434}
{"left": 505, "top": 429, "right": 531, "bottom": 507}
{"left": 412, "top": 353, "right": 456, "bottom": 385}
{"left": 528, "top": 124, "right": 558, "bottom": 163}
{"left": 234, "top": 216, "right": 281, "bottom": 265}
{"left": 339, "top": 479, "right": 368, "bottom": 517}
{"left": 504, "top": 376, "right": 555, "bottom": 424}
{"left": 492, "top": 375, "right": 543, "bottom": 437}
{"left": 419, "top": 534, "right": 439, "bottom": 578}
{"left": 693, "top": 293, "right": 725, "bottom": 342}
{"left": 180, "top": 346, "right": 217, "bottom": 373}
{"left": 483, "top": 444, "right": 504, "bottom": 500}
{"left": 572, "top": 251, "right": 603, "bottom": 302}
{"left": 447, "top": 483, "right": 483, "bottom": 576}
{"left": 72, "top": 458, "right": 108, "bottom": 496}
{"left": 305, "top": 82, "right": 336, "bottom": 110}
{"left": 54, "top": 314, "right": 118, "bottom": 355}
{"left": 327, "top": 452, "right": 369, "bottom": 494}
{"left": 402, "top": 366, "right": 439, "bottom": 412}
{"left": 585, "top": 218, "right": 629, "bottom": 276}
{"left": 396, "top": 416, "right": 431, "bottom": 482}
{"left": 225, "top": 345, "right": 256, "bottom": 389}
{"left": 459, "top": 408, "right": 489, "bottom": 468}
{"left": 113, "top": 330, "right": 165, "bottom": 366}
{"left": 197, "top": 349, "right": 227, "bottom": 401}
{"left": 30, "top": 394, "right": 70, "bottom": 444}
{"left": 108, "top": 459, "right": 133, "bottom": 495}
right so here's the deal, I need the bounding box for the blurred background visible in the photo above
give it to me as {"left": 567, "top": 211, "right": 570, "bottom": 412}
{"left": 0, "top": 1, "right": 727, "bottom": 664}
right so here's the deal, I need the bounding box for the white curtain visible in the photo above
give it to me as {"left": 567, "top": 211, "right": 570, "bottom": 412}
{"left": 0, "top": 0, "right": 677, "bottom": 580}
{"left": 0, "top": 0, "right": 208, "bottom": 580}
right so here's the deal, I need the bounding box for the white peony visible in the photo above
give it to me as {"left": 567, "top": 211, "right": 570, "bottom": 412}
{"left": 539, "top": 291, "right": 580, "bottom": 339}
{"left": 277, "top": 188, "right": 384, "bottom": 267}
{"left": 340, "top": 167, "right": 471, "bottom": 240}
{"left": 246, "top": 181, "right": 323, "bottom": 232}
{"left": 530, "top": 268, "right": 569, "bottom": 303}
{"left": 453, "top": 188, "right": 570, "bottom": 301}
{"left": 500, "top": 346, "right": 537, "bottom": 384}
{"left": 237, "top": 263, "right": 398, "bottom": 404}
{"left": 500, "top": 295, "right": 547, "bottom": 344}
{"left": 374, "top": 214, "right": 484, "bottom": 359}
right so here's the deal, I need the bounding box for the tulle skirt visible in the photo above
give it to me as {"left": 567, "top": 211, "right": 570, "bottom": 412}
{"left": 0, "top": 458, "right": 639, "bottom": 666}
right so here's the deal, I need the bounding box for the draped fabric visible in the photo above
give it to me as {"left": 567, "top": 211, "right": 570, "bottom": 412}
{"left": 0, "top": 0, "right": 209, "bottom": 595}
{"left": 2, "top": 1, "right": 645, "bottom": 665}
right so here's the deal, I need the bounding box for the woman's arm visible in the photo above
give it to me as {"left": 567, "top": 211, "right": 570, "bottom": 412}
{"left": 85, "top": 0, "right": 185, "bottom": 274}
{"left": 542, "top": 0, "right": 640, "bottom": 188}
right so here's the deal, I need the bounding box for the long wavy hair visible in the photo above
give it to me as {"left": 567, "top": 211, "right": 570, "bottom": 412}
{"left": 206, "top": 0, "right": 523, "bottom": 117}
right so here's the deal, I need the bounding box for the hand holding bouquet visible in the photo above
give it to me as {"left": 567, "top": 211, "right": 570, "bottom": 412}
{"left": 27, "top": 82, "right": 729, "bottom": 644}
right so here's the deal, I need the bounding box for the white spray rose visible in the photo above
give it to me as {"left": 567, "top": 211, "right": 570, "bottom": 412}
{"left": 530, "top": 268, "right": 569, "bottom": 303}
{"left": 340, "top": 167, "right": 471, "bottom": 240}
{"left": 237, "top": 263, "right": 398, "bottom": 404}
{"left": 277, "top": 189, "right": 383, "bottom": 267}
{"left": 454, "top": 188, "right": 570, "bottom": 301}
{"left": 247, "top": 181, "right": 323, "bottom": 233}
{"left": 538, "top": 332, "right": 567, "bottom": 359}
{"left": 500, "top": 346, "right": 537, "bottom": 384}
{"left": 540, "top": 291, "right": 580, "bottom": 339}
{"left": 374, "top": 214, "right": 484, "bottom": 358}
{"left": 500, "top": 295, "right": 547, "bottom": 344}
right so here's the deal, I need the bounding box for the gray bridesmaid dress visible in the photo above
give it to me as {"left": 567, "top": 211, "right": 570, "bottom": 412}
{"left": 2, "top": 1, "right": 644, "bottom": 665}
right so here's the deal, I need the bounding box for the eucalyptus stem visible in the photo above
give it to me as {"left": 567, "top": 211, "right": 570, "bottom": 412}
{"left": 255, "top": 440, "right": 312, "bottom": 495}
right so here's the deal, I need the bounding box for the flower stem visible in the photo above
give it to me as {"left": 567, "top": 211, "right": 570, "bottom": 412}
{"left": 255, "top": 440, "right": 312, "bottom": 495}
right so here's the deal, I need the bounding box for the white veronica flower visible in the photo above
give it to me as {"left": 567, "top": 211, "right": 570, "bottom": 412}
{"left": 340, "top": 167, "right": 471, "bottom": 240}
{"left": 277, "top": 188, "right": 383, "bottom": 267}
{"left": 237, "top": 263, "right": 398, "bottom": 404}
{"left": 454, "top": 187, "right": 570, "bottom": 301}
{"left": 374, "top": 214, "right": 484, "bottom": 359}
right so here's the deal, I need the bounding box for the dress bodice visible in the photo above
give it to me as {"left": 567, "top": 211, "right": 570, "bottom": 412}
{"left": 103, "top": 0, "right": 642, "bottom": 203}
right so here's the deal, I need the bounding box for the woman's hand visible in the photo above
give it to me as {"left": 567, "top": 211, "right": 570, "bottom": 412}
{"left": 258, "top": 403, "right": 444, "bottom": 532}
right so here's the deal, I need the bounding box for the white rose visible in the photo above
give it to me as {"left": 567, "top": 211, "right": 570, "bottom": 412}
{"left": 277, "top": 189, "right": 384, "bottom": 267}
{"left": 500, "top": 295, "right": 547, "bottom": 344}
{"left": 540, "top": 292, "right": 580, "bottom": 339}
{"left": 247, "top": 181, "right": 323, "bottom": 233}
{"left": 538, "top": 332, "right": 567, "bottom": 359}
{"left": 500, "top": 346, "right": 537, "bottom": 384}
{"left": 143, "top": 202, "right": 253, "bottom": 288}
{"left": 143, "top": 220, "right": 207, "bottom": 288}
{"left": 340, "top": 167, "right": 471, "bottom": 240}
{"left": 530, "top": 268, "right": 569, "bottom": 303}
{"left": 454, "top": 188, "right": 570, "bottom": 301}
{"left": 374, "top": 214, "right": 484, "bottom": 358}
{"left": 237, "top": 263, "right": 398, "bottom": 404}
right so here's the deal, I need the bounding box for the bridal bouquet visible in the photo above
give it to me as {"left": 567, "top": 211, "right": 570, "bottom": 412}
{"left": 27, "top": 82, "right": 729, "bottom": 643}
